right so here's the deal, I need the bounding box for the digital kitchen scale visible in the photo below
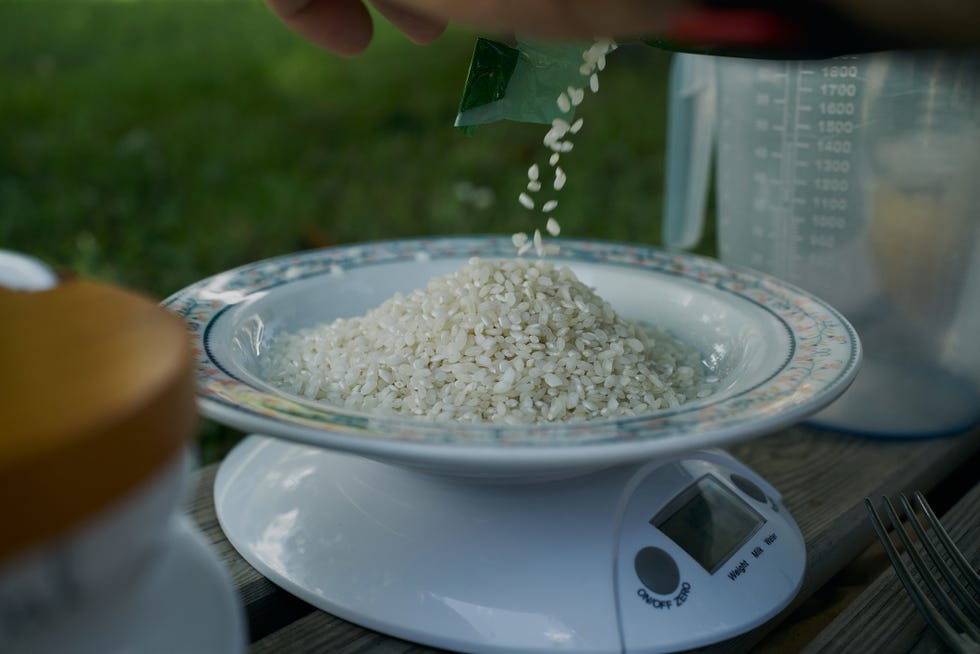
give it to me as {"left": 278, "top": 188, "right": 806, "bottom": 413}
{"left": 214, "top": 435, "right": 805, "bottom": 653}
{"left": 163, "top": 237, "right": 860, "bottom": 653}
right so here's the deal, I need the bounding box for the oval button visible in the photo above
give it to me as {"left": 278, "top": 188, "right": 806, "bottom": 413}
{"left": 634, "top": 546, "right": 679, "bottom": 595}
{"left": 731, "top": 473, "right": 767, "bottom": 503}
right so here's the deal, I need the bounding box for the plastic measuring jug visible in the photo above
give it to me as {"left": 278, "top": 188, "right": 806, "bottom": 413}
{"left": 663, "top": 51, "right": 980, "bottom": 437}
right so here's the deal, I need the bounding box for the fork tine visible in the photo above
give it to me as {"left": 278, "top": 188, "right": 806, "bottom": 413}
{"left": 882, "top": 497, "right": 969, "bottom": 631}
{"left": 864, "top": 497, "right": 954, "bottom": 647}
{"left": 864, "top": 497, "right": 963, "bottom": 652}
{"left": 914, "top": 491, "right": 980, "bottom": 597}
{"left": 897, "top": 494, "right": 980, "bottom": 640}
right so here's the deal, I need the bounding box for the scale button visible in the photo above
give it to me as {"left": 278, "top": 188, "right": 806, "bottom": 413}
{"left": 731, "top": 474, "right": 766, "bottom": 503}
{"left": 634, "top": 547, "right": 679, "bottom": 595}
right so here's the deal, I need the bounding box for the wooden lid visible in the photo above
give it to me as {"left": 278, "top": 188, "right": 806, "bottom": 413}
{"left": 0, "top": 280, "right": 197, "bottom": 560}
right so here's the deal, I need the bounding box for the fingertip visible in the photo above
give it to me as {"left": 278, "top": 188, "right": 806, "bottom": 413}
{"left": 370, "top": 0, "right": 447, "bottom": 45}
{"left": 405, "top": 20, "right": 447, "bottom": 45}
{"left": 265, "top": 0, "right": 374, "bottom": 56}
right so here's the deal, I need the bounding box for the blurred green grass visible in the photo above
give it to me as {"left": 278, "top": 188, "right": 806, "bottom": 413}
{"left": 1, "top": 0, "right": 714, "bottom": 463}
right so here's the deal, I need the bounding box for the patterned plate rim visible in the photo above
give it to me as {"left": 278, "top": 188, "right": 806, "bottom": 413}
{"left": 162, "top": 236, "right": 861, "bottom": 449}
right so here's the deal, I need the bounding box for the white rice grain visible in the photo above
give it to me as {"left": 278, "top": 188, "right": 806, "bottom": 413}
{"left": 557, "top": 92, "right": 571, "bottom": 113}
{"left": 553, "top": 167, "right": 567, "bottom": 191}
{"left": 551, "top": 118, "right": 570, "bottom": 138}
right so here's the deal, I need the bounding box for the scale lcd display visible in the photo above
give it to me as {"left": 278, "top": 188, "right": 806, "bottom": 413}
{"left": 653, "top": 475, "right": 765, "bottom": 574}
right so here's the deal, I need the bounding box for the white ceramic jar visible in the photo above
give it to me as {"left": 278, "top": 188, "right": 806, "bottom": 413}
{"left": 0, "top": 251, "right": 246, "bottom": 653}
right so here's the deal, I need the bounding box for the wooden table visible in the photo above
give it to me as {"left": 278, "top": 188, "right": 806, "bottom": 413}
{"left": 186, "top": 424, "right": 980, "bottom": 653}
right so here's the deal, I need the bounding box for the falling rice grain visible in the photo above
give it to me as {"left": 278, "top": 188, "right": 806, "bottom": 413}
{"left": 554, "top": 167, "right": 567, "bottom": 190}
{"left": 557, "top": 92, "right": 571, "bottom": 113}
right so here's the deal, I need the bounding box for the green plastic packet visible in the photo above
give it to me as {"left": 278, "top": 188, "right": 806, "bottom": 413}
{"left": 455, "top": 37, "right": 593, "bottom": 133}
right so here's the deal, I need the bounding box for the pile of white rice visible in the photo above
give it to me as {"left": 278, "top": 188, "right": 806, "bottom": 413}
{"left": 262, "top": 257, "right": 714, "bottom": 424}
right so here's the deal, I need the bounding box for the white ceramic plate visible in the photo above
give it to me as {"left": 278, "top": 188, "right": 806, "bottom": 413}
{"left": 163, "top": 237, "right": 860, "bottom": 476}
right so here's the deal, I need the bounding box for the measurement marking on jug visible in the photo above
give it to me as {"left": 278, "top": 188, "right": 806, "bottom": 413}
{"left": 814, "top": 178, "right": 849, "bottom": 192}
{"left": 822, "top": 64, "right": 859, "bottom": 78}
{"left": 817, "top": 140, "right": 851, "bottom": 153}
{"left": 821, "top": 83, "right": 857, "bottom": 96}
{"left": 818, "top": 120, "right": 855, "bottom": 134}
{"left": 820, "top": 101, "right": 856, "bottom": 116}
{"left": 812, "top": 197, "right": 848, "bottom": 211}
{"left": 815, "top": 159, "right": 851, "bottom": 173}
{"left": 813, "top": 215, "right": 847, "bottom": 229}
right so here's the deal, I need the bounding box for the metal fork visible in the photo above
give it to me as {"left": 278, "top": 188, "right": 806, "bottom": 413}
{"left": 865, "top": 492, "right": 980, "bottom": 654}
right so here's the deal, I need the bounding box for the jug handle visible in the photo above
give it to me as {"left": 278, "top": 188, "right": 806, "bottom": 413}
{"left": 662, "top": 53, "right": 716, "bottom": 250}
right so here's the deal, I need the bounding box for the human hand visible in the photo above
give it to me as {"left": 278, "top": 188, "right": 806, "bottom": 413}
{"left": 262, "top": 0, "right": 447, "bottom": 56}
{"left": 372, "top": 0, "right": 684, "bottom": 41}
{"left": 264, "top": 0, "right": 979, "bottom": 57}
{"left": 369, "top": 0, "right": 980, "bottom": 49}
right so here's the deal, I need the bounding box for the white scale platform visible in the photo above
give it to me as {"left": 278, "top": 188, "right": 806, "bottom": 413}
{"left": 215, "top": 435, "right": 805, "bottom": 653}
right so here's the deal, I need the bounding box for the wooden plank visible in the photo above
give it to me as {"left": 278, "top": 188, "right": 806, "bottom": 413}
{"left": 184, "top": 424, "right": 980, "bottom": 653}
{"left": 250, "top": 610, "right": 446, "bottom": 654}
{"left": 801, "top": 478, "right": 980, "bottom": 654}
